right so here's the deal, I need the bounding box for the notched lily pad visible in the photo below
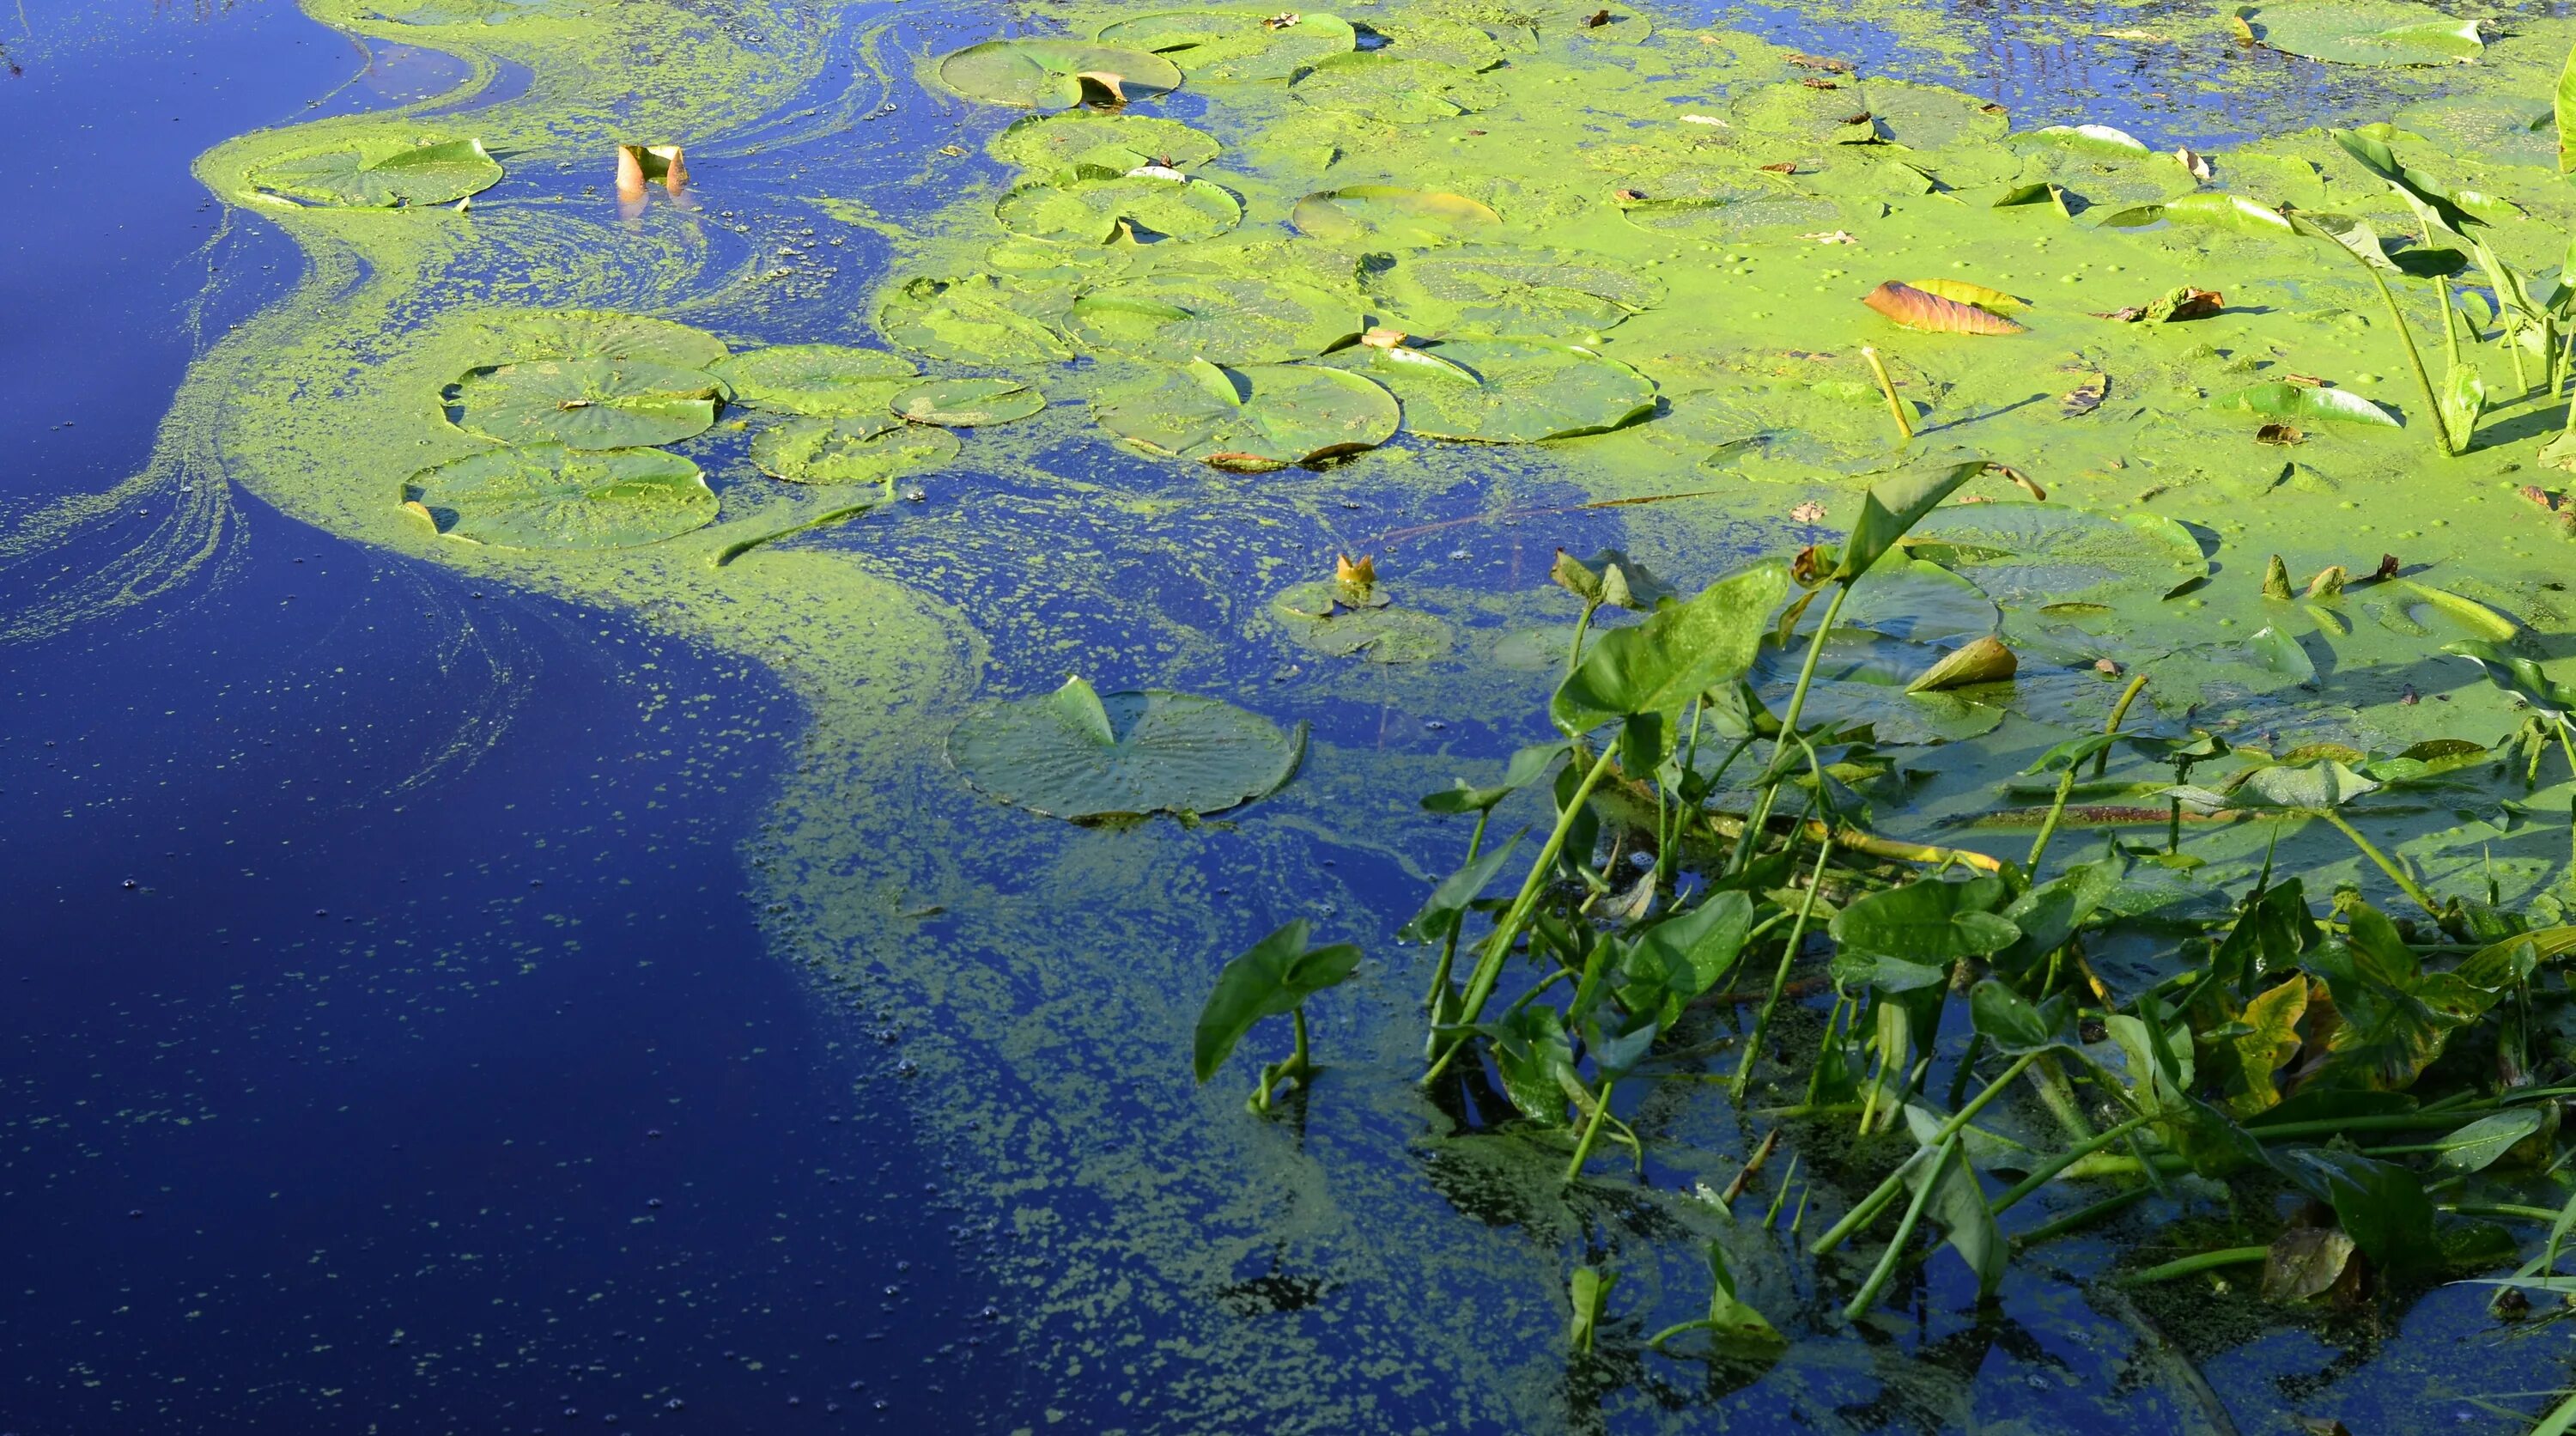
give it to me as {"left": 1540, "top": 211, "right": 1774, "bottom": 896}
{"left": 249, "top": 137, "right": 501, "bottom": 208}
{"left": 1291, "top": 186, "right": 1501, "bottom": 246}
{"left": 1094, "top": 358, "right": 1400, "bottom": 469}
{"left": 891, "top": 378, "right": 1047, "bottom": 426}
{"left": 750, "top": 417, "right": 959, "bottom": 485}
{"left": 1321, "top": 338, "right": 1654, "bottom": 443}
{"left": 938, "top": 39, "right": 1184, "bottom": 108}
{"left": 1071, "top": 271, "right": 1361, "bottom": 363}
{"left": 465, "top": 309, "right": 730, "bottom": 368}
{"left": 2234, "top": 1, "right": 2481, "bottom": 66}
{"left": 711, "top": 344, "right": 920, "bottom": 417}
{"left": 1359, "top": 245, "right": 1664, "bottom": 335}
{"left": 995, "top": 172, "right": 1242, "bottom": 244}
{"left": 1097, "top": 9, "right": 1359, "bottom": 82}
{"left": 1905, "top": 503, "right": 2208, "bottom": 609}
{"left": 1287, "top": 53, "right": 1502, "bottom": 123}
{"left": 989, "top": 112, "right": 1221, "bottom": 174}
{"left": 1269, "top": 581, "right": 1454, "bottom": 662}
{"left": 877, "top": 275, "right": 1077, "bottom": 363}
{"left": 447, "top": 359, "right": 724, "bottom": 448}
{"left": 401, "top": 445, "right": 714, "bottom": 550}
{"left": 946, "top": 675, "right": 1306, "bottom": 819}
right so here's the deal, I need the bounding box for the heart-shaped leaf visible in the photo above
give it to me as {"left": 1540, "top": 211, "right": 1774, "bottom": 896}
{"left": 249, "top": 136, "right": 501, "bottom": 208}
{"left": 712, "top": 344, "right": 920, "bottom": 417}
{"left": 1094, "top": 359, "right": 1398, "bottom": 469}
{"left": 749, "top": 417, "right": 960, "bottom": 485}
{"left": 401, "top": 445, "right": 715, "bottom": 550}
{"left": 947, "top": 675, "right": 1305, "bottom": 819}
{"left": 1192, "top": 919, "right": 1361, "bottom": 1082}
{"left": 447, "top": 359, "right": 724, "bottom": 448}
{"left": 939, "top": 39, "right": 1183, "bottom": 108}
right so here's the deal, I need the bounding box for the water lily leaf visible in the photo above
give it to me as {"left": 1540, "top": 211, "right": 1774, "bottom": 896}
{"left": 1071, "top": 272, "right": 1359, "bottom": 363}
{"left": 1366, "top": 17, "right": 1507, "bottom": 70}
{"left": 891, "top": 378, "right": 1046, "bottom": 426}
{"left": 1831, "top": 874, "right": 2020, "bottom": 964}
{"left": 2228, "top": 759, "right": 2379, "bottom": 810}
{"left": 2236, "top": 2, "right": 2481, "bottom": 67}
{"left": 1320, "top": 338, "right": 1654, "bottom": 443}
{"left": 2251, "top": 624, "right": 2319, "bottom": 685}
{"left": 2432, "top": 1109, "right": 2546, "bottom": 1172}
{"left": 995, "top": 173, "right": 1242, "bottom": 244}
{"left": 878, "top": 274, "right": 1076, "bottom": 363}
{"left": 710, "top": 344, "right": 919, "bottom": 417}
{"left": 447, "top": 359, "right": 723, "bottom": 448}
{"left": 947, "top": 675, "right": 1304, "bottom": 819}
{"left": 1097, "top": 9, "right": 1358, "bottom": 82}
{"left": 1906, "top": 502, "right": 2208, "bottom": 607}
{"left": 1552, "top": 561, "right": 1789, "bottom": 735}
{"left": 1287, "top": 53, "right": 1502, "bottom": 124}
{"left": 1838, "top": 461, "right": 2033, "bottom": 585}
{"left": 749, "top": 417, "right": 959, "bottom": 485}
{"left": 1829, "top": 559, "right": 2002, "bottom": 645}
{"left": 1904, "top": 635, "right": 2016, "bottom": 692}
{"left": 401, "top": 444, "right": 714, "bottom": 550}
{"left": 1291, "top": 186, "right": 1501, "bottom": 246}
{"left": 1862, "top": 280, "right": 2026, "bottom": 335}
{"left": 2099, "top": 192, "right": 2294, "bottom": 235}
{"left": 938, "top": 40, "right": 1183, "bottom": 108}
{"left": 1192, "top": 918, "right": 1361, "bottom": 1081}
{"left": 1731, "top": 81, "right": 1879, "bottom": 145}
{"left": 1268, "top": 585, "right": 1453, "bottom": 660}
{"left": 249, "top": 137, "right": 501, "bottom": 207}
{"left": 1902, "top": 277, "right": 2026, "bottom": 313}
{"left": 467, "top": 308, "right": 730, "bottom": 368}
{"left": 2445, "top": 640, "right": 2575, "bottom": 717}
{"left": 2215, "top": 380, "right": 2398, "bottom": 429}
{"left": 1359, "top": 245, "right": 1663, "bottom": 335}
{"left": 989, "top": 111, "right": 1221, "bottom": 175}
{"left": 2032, "top": 123, "right": 2150, "bottom": 157}
{"left": 1094, "top": 358, "right": 1398, "bottom": 469}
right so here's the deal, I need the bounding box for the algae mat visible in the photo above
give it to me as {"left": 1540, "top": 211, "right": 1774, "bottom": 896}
{"left": 27, "top": 0, "right": 2576, "bottom": 1426}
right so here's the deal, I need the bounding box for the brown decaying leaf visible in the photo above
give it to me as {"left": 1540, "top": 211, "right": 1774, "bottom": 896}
{"left": 2255, "top": 423, "right": 2303, "bottom": 446}
{"left": 1801, "top": 77, "right": 1840, "bottom": 89}
{"left": 2306, "top": 564, "right": 2346, "bottom": 598}
{"left": 2093, "top": 657, "right": 2123, "bottom": 676}
{"left": 2291, "top": 1419, "right": 2354, "bottom": 1436}
{"left": 1979, "top": 101, "right": 2006, "bottom": 114}
{"left": 2285, "top": 372, "right": 2324, "bottom": 387}
{"left": 614, "top": 144, "right": 688, "bottom": 201}
{"left": 2059, "top": 370, "right": 2107, "bottom": 417}
{"left": 1360, "top": 326, "right": 1407, "bottom": 348}
{"left": 1335, "top": 552, "right": 1377, "bottom": 589}
{"left": 1787, "top": 52, "right": 1855, "bottom": 72}
{"left": 1262, "top": 11, "right": 1300, "bottom": 28}
{"left": 2520, "top": 484, "right": 2570, "bottom": 514}
{"left": 2093, "top": 288, "right": 2222, "bottom": 324}
{"left": 1804, "top": 230, "right": 1861, "bottom": 245}
{"left": 1614, "top": 187, "right": 1646, "bottom": 201}
{"left": 1905, "top": 634, "right": 2017, "bottom": 692}
{"left": 1862, "top": 280, "right": 2026, "bottom": 335}
{"left": 1760, "top": 161, "right": 1798, "bottom": 174}
{"left": 2173, "top": 145, "right": 2211, "bottom": 180}
{"left": 1789, "top": 499, "right": 1827, "bottom": 523}
{"left": 1074, "top": 70, "right": 1129, "bottom": 104}
{"left": 2372, "top": 553, "right": 2400, "bottom": 581}
{"left": 1583, "top": 7, "right": 1611, "bottom": 26}
{"left": 2263, "top": 1226, "right": 2362, "bottom": 1304}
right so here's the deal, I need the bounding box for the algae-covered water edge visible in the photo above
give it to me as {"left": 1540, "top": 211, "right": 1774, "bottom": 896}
{"left": 22, "top": 0, "right": 2576, "bottom": 1426}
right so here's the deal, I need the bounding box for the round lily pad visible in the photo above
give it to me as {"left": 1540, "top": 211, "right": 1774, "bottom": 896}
{"left": 471, "top": 309, "right": 730, "bottom": 368}
{"left": 2239, "top": 2, "right": 2482, "bottom": 66}
{"left": 1290, "top": 186, "right": 1501, "bottom": 247}
{"left": 1867, "top": 79, "right": 2011, "bottom": 151}
{"left": 946, "top": 675, "right": 1305, "bottom": 819}
{"left": 448, "top": 359, "right": 725, "bottom": 448}
{"left": 401, "top": 445, "right": 714, "bottom": 550}
{"left": 994, "top": 173, "right": 1242, "bottom": 244}
{"left": 988, "top": 112, "right": 1220, "bottom": 174}
{"left": 1321, "top": 338, "right": 1653, "bottom": 443}
{"left": 711, "top": 344, "right": 920, "bottom": 417}
{"left": 249, "top": 137, "right": 501, "bottom": 208}
{"left": 1094, "top": 358, "right": 1400, "bottom": 470}
{"left": 1442, "top": 0, "right": 1649, "bottom": 40}
{"left": 1287, "top": 54, "right": 1502, "bottom": 124}
{"left": 1907, "top": 504, "right": 2208, "bottom": 610}
{"left": 937, "top": 40, "right": 1183, "bottom": 108}
{"left": 1358, "top": 244, "right": 1663, "bottom": 336}
{"left": 1367, "top": 18, "right": 1506, "bottom": 70}
{"left": 1732, "top": 82, "right": 1879, "bottom": 144}
{"left": 1097, "top": 10, "right": 1358, "bottom": 82}
{"left": 1070, "top": 272, "right": 1360, "bottom": 364}
{"left": 749, "top": 417, "right": 961, "bottom": 484}
{"left": 891, "top": 378, "right": 1047, "bottom": 426}
{"left": 1269, "top": 582, "right": 1453, "bottom": 662}
{"left": 877, "top": 275, "right": 1076, "bottom": 364}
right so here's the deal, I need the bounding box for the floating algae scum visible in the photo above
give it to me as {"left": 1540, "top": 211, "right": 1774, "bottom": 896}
{"left": 39, "top": 0, "right": 2576, "bottom": 1423}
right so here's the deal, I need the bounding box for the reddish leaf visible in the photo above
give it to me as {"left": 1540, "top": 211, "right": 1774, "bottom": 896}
{"left": 1862, "top": 280, "right": 2026, "bottom": 335}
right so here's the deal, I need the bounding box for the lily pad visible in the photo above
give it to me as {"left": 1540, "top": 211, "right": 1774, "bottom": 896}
{"left": 1367, "top": 17, "right": 1507, "bottom": 70}
{"left": 946, "top": 675, "right": 1305, "bottom": 819}
{"left": 1320, "top": 338, "right": 1654, "bottom": 443}
{"left": 447, "top": 359, "right": 724, "bottom": 448}
{"left": 248, "top": 137, "right": 501, "bottom": 208}
{"left": 995, "top": 173, "right": 1242, "bottom": 244}
{"left": 2215, "top": 381, "right": 2400, "bottom": 428}
{"left": 711, "top": 344, "right": 920, "bottom": 417}
{"left": 937, "top": 40, "right": 1183, "bottom": 108}
{"left": 470, "top": 310, "right": 730, "bottom": 369}
{"left": 1094, "top": 358, "right": 1400, "bottom": 469}
{"left": 988, "top": 112, "right": 1221, "bottom": 174}
{"left": 1070, "top": 272, "right": 1360, "bottom": 363}
{"left": 2237, "top": 2, "right": 2482, "bottom": 66}
{"left": 1096, "top": 10, "right": 1358, "bottom": 82}
{"left": 877, "top": 275, "right": 1076, "bottom": 364}
{"left": 1358, "top": 245, "right": 1663, "bottom": 335}
{"left": 1612, "top": 173, "right": 1844, "bottom": 239}
{"left": 749, "top": 417, "right": 961, "bottom": 484}
{"left": 401, "top": 445, "right": 714, "bottom": 550}
{"left": 1732, "top": 82, "right": 1879, "bottom": 145}
{"left": 1291, "top": 186, "right": 1502, "bottom": 246}
{"left": 891, "top": 378, "right": 1047, "bottom": 426}
{"left": 1905, "top": 503, "right": 2208, "bottom": 610}
{"left": 1269, "top": 582, "right": 1454, "bottom": 662}
{"left": 1287, "top": 54, "right": 1502, "bottom": 124}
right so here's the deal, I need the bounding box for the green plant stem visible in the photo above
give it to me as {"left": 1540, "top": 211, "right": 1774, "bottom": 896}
{"left": 1564, "top": 1080, "right": 1616, "bottom": 1184}
{"left": 1862, "top": 344, "right": 1914, "bottom": 443}
{"left": 2011, "top": 1183, "right": 2153, "bottom": 1250}
{"left": 1840, "top": 1134, "right": 1954, "bottom": 1321}
{"left": 1564, "top": 597, "right": 1603, "bottom": 688}
{"left": 2529, "top": 1390, "right": 2576, "bottom": 1436}
{"left": 1730, "top": 831, "right": 1835, "bottom": 1100}
{"left": 2361, "top": 263, "right": 2457, "bottom": 458}
{"left": 1944, "top": 1032, "right": 1986, "bottom": 1110}
{"left": 2248, "top": 1106, "right": 2505, "bottom": 1141}
{"left": 2443, "top": 1202, "right": 2567, "bottom": 1223}
{"left": 1735, "top": 583, "right": 1852, "bottom": 875}
{"left": 1987, "top": 1113, "right": 2157, "bottom": 1217}
{"left": 2320, "top": 809, "right": 2443, "bottom": 919}
{"left": 1419, "top": 809, "right": 1494, "bottom": 1037}
{"left": 2094, "top": 671, "right": 2150, "bottom": 779}
{"left": 1426, "top": 744, "right": 1625, "bottom": 1082}
{"left": 2032, "top": 671, "right": 2148, "bottom": 875}
{"left": 1812, "top": 1050, "right": 2039, "bottom": 1257}
{"left": 2114, "top": 1246, "right": 2268, "bottom": 1288}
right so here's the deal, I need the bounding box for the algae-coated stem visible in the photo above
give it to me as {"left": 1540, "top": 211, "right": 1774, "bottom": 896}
{"left": 1986, "top": 1112, "right": 2157, "bottom": 1217}
{"left": 1734, "top": 583, "right": 1852, "bottom": 874}
{"left": 2362, "top": 263, "right": 2457, "bottom": 457}
{"left": 1839, "top": 1133, "right": 1956, "bottom": 1321}
{"left": 1812, "top": 1050, "right": 2039, "bottom": 1257}
{"left": 1419, "top": 807, "right": 1493, "bottom": 1048}
{"left": 2112, "top": 1245, "right": 2267, "bottom": 1288}
{"left": 1861, "top": 344, "right": 1914, "bottom": 443}
{"left": 2030, "top": 671, "right": 2148, "bottom": 875}
{"left": 2320, "top": 809, "right": 2444, "bottom": 919}
{"left": 1730, "top": 830, "right": 1835, "bottom": 1100}
{"left": 2009, "top": 1183, "right": 2153, "bottom": 1251}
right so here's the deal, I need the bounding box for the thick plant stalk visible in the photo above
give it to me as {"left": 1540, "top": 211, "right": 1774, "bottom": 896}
{"left": 1563, "top": 1080, "right": 1617, "bottom": 1184}
{"left": 1862, "top": 344, "right": 1914, "bottom": 442}
{"left": 1812, "top": 1050, "right": 2039, "bottom": 1257}
{"left": 1735, "top": 583, "right": 1852, "bottom": 873}
{"left": 2113, "top": 1246, "right": 2267, "bottom": 1288}
{"left": 2320, "top": 809, "right": 2443, "bottom": 919}
{"left": 1986, "top": 1112, "right": 2156, "bottom": 1216}
{"left": 2360, "top": 263, "right": 2456, "bottom": 457}
{"left": 1840, "top": 1133, "right": 1957, "bottom": 1320}
{"left": 2030, "top": 672, "right": 2148, "bottom": 876}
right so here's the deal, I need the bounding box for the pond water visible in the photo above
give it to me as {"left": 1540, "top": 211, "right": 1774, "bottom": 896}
{"left": 8, "top": 0, "right": 2576, "bottom": 1430}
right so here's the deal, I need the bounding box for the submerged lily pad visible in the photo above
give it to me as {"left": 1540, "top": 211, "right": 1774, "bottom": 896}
{"left": 2237, "top": 2, "right": 2482, "bottom": 66}
{"left": 250, "top": 137, "right": 501, "bottom": 208}
{"left": 1906, "top": 503, "right": 2208, "bottom": 609}
{"left": 1291, "top": 186, "right": 1501, "bottom": 246}
{"left": 891, "top": 378, "right": 1047, "bottom": 426}
{"left": 877, "top": 275, "right": 1076, "bottom": 364}
{"left": 471, "top": 310, "right": 730, "bottom": 369}
{"left": 995, "top": 173, "right": 1242, "bottom": 244}
{"left": 946, "top": 675, "right": 1305, "bottom": 819}
{"left": 448, "top": 359, "right": 724, "bottom": 448}
{"left": 1071, "top": 272, "right": 1360, "bottom": 364}
{"left": 988, "top": 112, "right": 1221, "bottom": 174}
{"left": 1321, "top": 338, "right": 1654, "bottom": 443}
{"left": 1094, "top": 358, "right": 1399, "bottom": 469}
{"left": 1288, "top": 53, "right": 1502, "bottom": 124}
{"left": 1097, "top": 10, "right": 1358, "bottom": 82}
{"left": 1366, "top": 17, "right": 1507, "bottom": 70}
{"left": 401, "top": 445, "right": 714, "bottom": 549}
{"left": 711, "top": 344, "right": 920, "bottom": 417}
{"left": 1269, "top": 582, "right": 1454, "bottom": 662}
{"left": 938, "top": 40, "right": 1183, "bottom": 108}
{"left": 1359, "top": 245, "right": 1663, "bottom": 335}
{"left": 750, "top": 417, "right": 961, "bottom": 484}
{"left": 1732, "top": 82, "right": 1880, "bottom": 145}
{"left": 1612, "top": 173, "right": 1844, "bottom": 239}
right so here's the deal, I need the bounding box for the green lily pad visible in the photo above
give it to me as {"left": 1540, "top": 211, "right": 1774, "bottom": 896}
{"left": 1320, "top": 338, "right": 1654, "bottom": 443}
{"left": 2237, "top": 2, "right": 2482, "bottom": 66}
{"left": 1810, "top": 558, "right": 2002, "bottom": 647}
{"left": 1290, "top": 186, "right": 1502, "bottom": 247}
{"left": 248, "top": 137, "right": 501, "bottom": 208}
{"left": 1732, "top": 82, "right": 1880, "bottom": 145}
{"left": 1366, "top": 18, "right": 1506, "bottom": 70}
{"left": 946, "top": 675, "right": 1305, "bottom": 819}
{"left": 1070, "top": 272, "right": 1360, "bottom": 363}
{"left": 1287, "top": 54, "right": 1503, "bottom": 124}
{"left": 876, "top": 275, "right": 1076, "bottom": 364}
{"left": 936, "top": 40, "right": 1183, "bottom": 108}
{"left": 749, "top": 417, "right": 961, "bottom": 485}
{"left": 401, "top": 445, "right": 714, "bottom": 550}
{"left": 1097, "top": 10, "right": 1358, "bottom": 82}
{"left": 988, "top": 112, "right": 1221, "bottom": 175}
{"left": 1269, "top": 582, "right": 1454, "bottom": 662}
{"left": 2214, "top": 381, "right": 2400, "bottom": 428}
{"left": 710, "top": 344, "right": 920, "bottom": 417}
{"left": 1905, "top": 504, "right": 2208, "bottom": 610}
{"left": 1359, "top": 244, "right": 1663, "bottom": 336}
{"left": 467, "top": 310, "right": 730, "bottom": 369}
{"left": 447, "top": 359, "right": 725, "bottom": 448}
{"left": 994, "top": 173, "right": 1242, "bottom": 244}
{"left": 1867, "top": 79, "right": 2011, "bottom": 151}
{"left": 891, "top": 378, "right": 1047, "bottom": 426}
{"left": 1094, "top": 358, "right": 1400, "bottom": 470}
{"left": 1440, "top": 0, "right": 1648, "bottom": 40}
{"left": 1611, "top": 173, "right": 1844, "bottom": 239}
